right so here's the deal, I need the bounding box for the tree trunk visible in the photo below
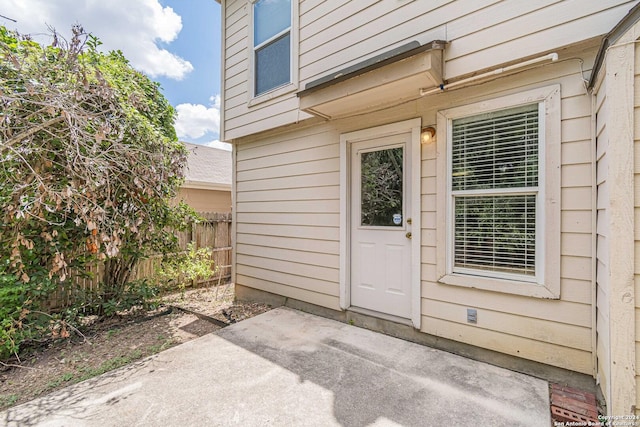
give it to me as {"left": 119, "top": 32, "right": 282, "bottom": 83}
{"left": 100, "top": 255, "right": 137, "bottom": 315}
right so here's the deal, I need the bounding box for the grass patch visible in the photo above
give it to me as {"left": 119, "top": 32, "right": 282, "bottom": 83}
{"left": 105, "top": 329, "right": 120, "bottom": 339}
{"left": 0, "top": 394, "right": 19, "bottom": 409}
{"left": 37, "top": 349, "right": 146, "bottom": 396}
{"left": 44, "top": 372, "right": 75, "bottom": 390}
{"left": 148, "top": 335, "right": 174, "bottom": 354}
{"left": 33, "top": 340, "right": 177, "bottom": 400}
{"left": 77, "top": 350, "right": 144, "bottom": 382}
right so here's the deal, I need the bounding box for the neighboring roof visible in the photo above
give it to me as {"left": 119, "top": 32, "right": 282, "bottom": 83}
{"left": 183, "top": 142, "right": 232, "bottom": 191}
{"left": 589, "top": 2, "right": 640, "bottom": 89}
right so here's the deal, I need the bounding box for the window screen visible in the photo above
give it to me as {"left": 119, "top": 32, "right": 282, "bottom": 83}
{"left": 255, "top": 33, "right": 291, "bottom": 96}
{"left": 253, "top": 0, "right": 291, "bottom": 96}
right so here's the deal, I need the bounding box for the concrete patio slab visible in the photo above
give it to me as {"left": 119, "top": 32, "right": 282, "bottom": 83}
{"left": 0, "top": 307, "right": 551, "bottom": 426}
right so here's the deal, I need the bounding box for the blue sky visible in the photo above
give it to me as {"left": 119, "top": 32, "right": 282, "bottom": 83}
{"left": 156, "top": 0, "right": 221, "bottom": 106}
{"left": 0, "top": 0, "right": 228, "bottom": 149}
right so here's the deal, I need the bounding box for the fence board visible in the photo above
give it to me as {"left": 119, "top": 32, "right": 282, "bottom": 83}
{"left": 46, "top": 212, "right": 232, "bottom": 310}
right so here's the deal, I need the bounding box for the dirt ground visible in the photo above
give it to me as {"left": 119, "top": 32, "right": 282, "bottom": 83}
{"left": 0, "top": 283, "right": 271, "bottom": 411}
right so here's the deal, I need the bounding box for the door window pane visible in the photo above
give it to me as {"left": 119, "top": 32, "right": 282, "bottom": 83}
{"left": 360, "top": 147, "right": 403, "bottom": 227}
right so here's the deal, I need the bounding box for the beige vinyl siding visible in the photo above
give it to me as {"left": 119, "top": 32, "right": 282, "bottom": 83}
{"left": 224, "top": 1, "right": 248, "bottom": 95}
{"left": 416, "top": 52, "right": 596, "bottom": 374}
{"left": 299, "top": 0, "right": 449, "bottom": 82}
{"left": 444, "top": 0, "right": 635, "bottom": 78}
{"left": 222, "top": 0, "right": 310, "bottom": 140}
{"left": 299, "top": 0, "right": 633, "bottom": 83}
{"left": 235, "top": 124, "right": 341, "bottom": 309}
{"left": 595, "top": 78, "right": 611, "bottom": 404}
{"left": 223, "top": 0, "right": 637, "bottom": 141}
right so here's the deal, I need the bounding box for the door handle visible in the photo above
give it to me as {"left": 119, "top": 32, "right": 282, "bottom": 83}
{"left": 406, "top": 232, "right": 412, "bottom": 239}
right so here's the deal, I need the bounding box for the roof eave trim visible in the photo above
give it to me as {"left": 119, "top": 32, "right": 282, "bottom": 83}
{"left": 588, "top": 3, "right": 640, "bottom": 90}
{"left": 182, "top": 181, "right": 231, "bottom": 191}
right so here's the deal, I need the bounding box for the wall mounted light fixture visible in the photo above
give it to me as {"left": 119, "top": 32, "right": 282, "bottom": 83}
{"left": 421, "top": 126, "right": 436, "bottom": 144}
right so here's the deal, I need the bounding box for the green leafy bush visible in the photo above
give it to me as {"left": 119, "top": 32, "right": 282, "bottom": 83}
{"left": 154, "top": 243, "right": 217, "bottom": 291}
{"left": 0, "top": 258, "right": 60, "bottom": 359}
{"left": 0, "top": 25, "right": 197, "bottom": 361}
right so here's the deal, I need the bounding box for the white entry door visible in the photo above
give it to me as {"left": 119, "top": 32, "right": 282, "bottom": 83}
{"left": 350, "top": 133, "right": 412, "bottom": 319}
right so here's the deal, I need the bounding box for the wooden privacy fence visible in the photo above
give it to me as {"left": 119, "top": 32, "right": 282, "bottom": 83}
{"left": 48, "top": 212, "right": 232, "bottom": 310}
{"left": 181, "top": 212, "right": 232, "bottom": 285}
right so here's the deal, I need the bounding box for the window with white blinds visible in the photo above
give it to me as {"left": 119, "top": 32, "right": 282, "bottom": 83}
{"left": 451, "top": 104, "right": 540, "bottom": 279}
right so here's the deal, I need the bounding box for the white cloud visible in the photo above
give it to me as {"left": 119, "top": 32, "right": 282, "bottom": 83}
{"left": 1, "top": 0, "right": 193, "bottom": 80}
{"left": 174, "top": 95, "right": 221, "bottom": 140}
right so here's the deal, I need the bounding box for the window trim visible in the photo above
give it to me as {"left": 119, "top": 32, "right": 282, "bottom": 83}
{"left": 248, "top": 0, "right": 298, "bottom": 105}
{"left": 436, "top": 85, "right": 561, "bottom": 299}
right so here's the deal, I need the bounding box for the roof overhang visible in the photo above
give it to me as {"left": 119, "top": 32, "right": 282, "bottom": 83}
{"left": 588, "top": 2, "right": 640, "bottom": 90}
{"left": 182, "top": 181, "right": 231, "bottom": 192}
{"left": 297, "top": 40, "right": 446, "bottom": 120}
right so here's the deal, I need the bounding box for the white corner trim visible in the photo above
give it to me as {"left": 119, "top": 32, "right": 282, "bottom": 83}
{"left": 219, "top": 0, "right": 227, "bottom": 141}
{"left": 410, "top": 123, "right": 422, "bottom": 328}
{"left": 231, "top": 144, "right": 238, "bottom": 286}
{"left": 602, "top": 27, "right": 636, "bottom": 416}
{"left": 339, "top": 133, "right": 349, "bottom": 310}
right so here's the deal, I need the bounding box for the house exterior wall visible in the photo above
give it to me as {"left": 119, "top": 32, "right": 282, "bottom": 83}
{"left": 233, "top": 43, "right": 598, "bottom": 375}
{"left": 223, "top": 0, "right": 306, "bottom": 140}
{"left": 224, "top": 0, "right": 640, "bottom": 414}
{"left": 595, "top": 71, "right": 612, "bottom": 410}
{"left": 177, "top": 188, "right": 232, "bottom": 213}
{"left": 424, "top": 63, "right": 594, "bottom": 375}
{"left": 592, "top": 19, "right": 639, "bottom": 415}
{"left": 221, "top": 0, "right": 638, "bottom": 140}
{"left": 234, "top": 122, "right": 342, "bottom": 309}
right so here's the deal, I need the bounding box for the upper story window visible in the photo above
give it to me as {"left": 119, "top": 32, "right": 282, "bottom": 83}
{"left": 253, "top": 0, "right": 291, "bottom": 96}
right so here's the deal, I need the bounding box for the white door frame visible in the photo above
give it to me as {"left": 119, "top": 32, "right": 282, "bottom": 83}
{"left": 339, "top": 118, "right": 422, "bottom": 328}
